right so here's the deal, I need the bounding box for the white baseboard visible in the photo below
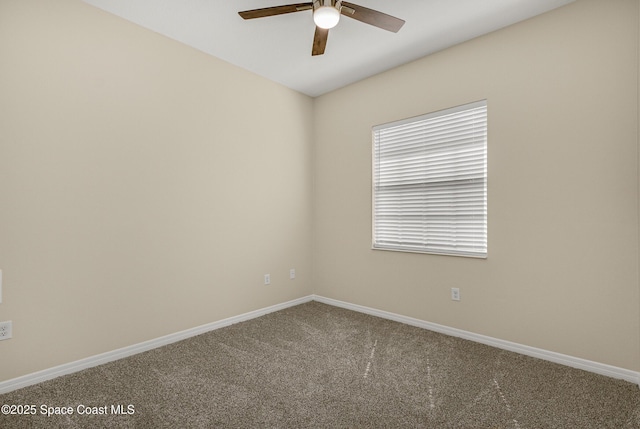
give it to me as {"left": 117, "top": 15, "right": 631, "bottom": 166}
{"left": 0, "top": 295, "right": 314, "bottom": 394}
{"left": 312, "top": 295, "right": 640, "bottom": 387}
{"left": 2, "top": 293, "right": 638, "bottom": 394}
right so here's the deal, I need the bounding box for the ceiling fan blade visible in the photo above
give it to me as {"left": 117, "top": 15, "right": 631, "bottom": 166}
{"left": 312, "top": 26, "right": 329, "bottom": 56}
{"left": 341, "top": 2, "right": 405, "bottom": 33}
{"left": 239, "top": 3, "right": 312, "bottom": 20}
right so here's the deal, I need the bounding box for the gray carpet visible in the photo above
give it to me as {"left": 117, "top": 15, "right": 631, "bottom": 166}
{"left": 1, "top": 301, "right": 639, "bottom": 428}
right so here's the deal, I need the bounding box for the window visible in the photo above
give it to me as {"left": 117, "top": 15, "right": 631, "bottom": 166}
{"left": 372, "top": 100, "right": 487, "bottom": 258}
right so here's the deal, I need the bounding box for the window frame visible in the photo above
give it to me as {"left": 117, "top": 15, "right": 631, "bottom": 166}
{"left": 371, "top": 100, "right": 488, "bottom": 258}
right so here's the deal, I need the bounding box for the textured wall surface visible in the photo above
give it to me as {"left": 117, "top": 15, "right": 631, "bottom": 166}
{"left": 313, "top": 0, "right": 640, "bottom": 371}
{"left": 0, "top": 0, "right": 314, "bottom": 381}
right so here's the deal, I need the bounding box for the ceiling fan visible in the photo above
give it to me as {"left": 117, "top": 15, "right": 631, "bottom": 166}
{"left": 238, "top": 0, "right": 405, "bottom": 56}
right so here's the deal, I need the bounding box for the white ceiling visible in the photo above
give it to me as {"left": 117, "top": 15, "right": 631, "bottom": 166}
{"left": 82, "top": 0, "right": 574, "bottom": 97}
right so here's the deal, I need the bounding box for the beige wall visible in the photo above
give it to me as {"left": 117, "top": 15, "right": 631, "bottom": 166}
{"left": 313, "top": 0, "right": 640, "bottom": 371}
{"left": 0, "top": 0, "right": 314, "bottom": 381}
{"left": 1, "top": 0, "right": 639, "bottom": 384}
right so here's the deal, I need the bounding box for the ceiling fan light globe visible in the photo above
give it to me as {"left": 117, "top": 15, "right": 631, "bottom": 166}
{"left": 314, "top": 6, "right": 340, "bottom": 29}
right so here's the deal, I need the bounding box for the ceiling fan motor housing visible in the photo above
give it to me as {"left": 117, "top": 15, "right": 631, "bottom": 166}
{"left": 313, "top": 0, "right": 342, "bottom": 10}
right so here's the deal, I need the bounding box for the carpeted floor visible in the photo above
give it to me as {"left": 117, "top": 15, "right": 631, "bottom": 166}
{"left": 1, "top": 301, "right": 639, "bottom": 428}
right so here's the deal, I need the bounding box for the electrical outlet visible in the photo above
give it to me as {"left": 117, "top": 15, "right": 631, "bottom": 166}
{"left": 264, "top": 274, "right": 271, "bottom": 285}
{"left": 0, "top": 321, "right": 12, "bottom": 340}
{"left": 289, "top": 269, "right": 295, "bottom": 280}
{"left": 451, "top": 288, "right": 460, "bottom": 301}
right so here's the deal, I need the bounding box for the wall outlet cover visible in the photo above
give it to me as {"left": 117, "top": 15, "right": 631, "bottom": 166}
{"left": 0, "top": 320, "right": 12, "bottom": 340}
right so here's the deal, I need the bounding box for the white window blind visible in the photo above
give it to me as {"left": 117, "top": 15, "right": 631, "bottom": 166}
{"left": 372, "top": 100, "right": 487, "bottom": 258}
